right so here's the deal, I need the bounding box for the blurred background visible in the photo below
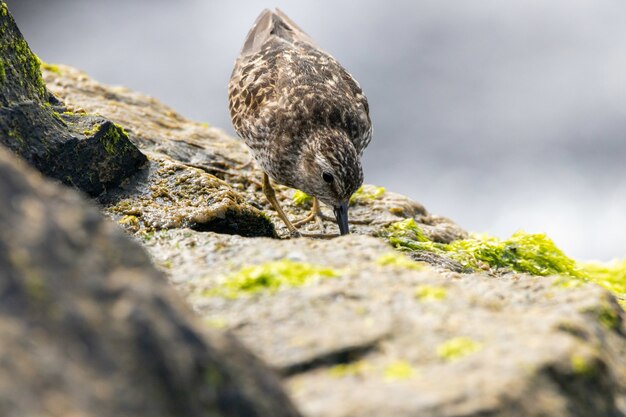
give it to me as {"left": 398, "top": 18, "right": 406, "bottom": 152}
{"left": 6, "top": 0, "right": 625, "bottom": 260}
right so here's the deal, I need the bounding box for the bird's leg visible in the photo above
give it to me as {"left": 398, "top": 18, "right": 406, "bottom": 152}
{"left": 293, "top": 197, "right": 320, "bottom": 227}
{"left": 318, "top": 211, "right": 373, "bottom": 225}
{"left": 262, "top": 173, "right": 301, "bottom": 236}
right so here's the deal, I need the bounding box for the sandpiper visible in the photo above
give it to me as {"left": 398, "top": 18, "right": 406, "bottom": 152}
{"left": 228, "top": 9, "right": 372, "bottom": 236}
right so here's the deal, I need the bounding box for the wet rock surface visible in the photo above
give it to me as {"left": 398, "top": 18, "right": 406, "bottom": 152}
{"left": 42, "top": 61, "right": 626, "bottom": 416}
{"left": 0, "top": 4, "right": 146, "bottom": 195}
{"left": 0, "top": 144, "right": 302, "bottom": 417}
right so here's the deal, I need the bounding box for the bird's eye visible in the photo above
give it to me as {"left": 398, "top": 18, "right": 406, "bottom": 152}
{"left": 322, "top": 172, "right": 334, "bottom": 183}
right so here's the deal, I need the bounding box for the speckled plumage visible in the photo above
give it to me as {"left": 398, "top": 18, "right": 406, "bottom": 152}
{"left": 228, "top": 9, "right": 372, "bottom": 234}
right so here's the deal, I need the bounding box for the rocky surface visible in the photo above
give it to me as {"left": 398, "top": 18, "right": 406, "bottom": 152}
{"left": 0, "top": 4, "right": 146, "bottom": 195}
{"left": 0, "top": 142, "right": 302, "bottom": 416}
{"left": 41, "top": 61, "right": 626, "bottom": 416}
{"left": 2, "top": 0, "right": 624, "bottom": 414}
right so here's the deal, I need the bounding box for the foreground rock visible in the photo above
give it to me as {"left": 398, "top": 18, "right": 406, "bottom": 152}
{"left": 0, "top": 2, "right": 145, "bottom": 195}
{"left": 43, "top": 63, "right": 626, "bottom": 416}
{"left": 0, "top": 144, "right": 302, "bottom": 417}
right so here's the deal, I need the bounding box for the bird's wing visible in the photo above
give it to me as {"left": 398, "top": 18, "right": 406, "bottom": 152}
{"left": 240, "top": 9, "right": 316, "bottom": 57}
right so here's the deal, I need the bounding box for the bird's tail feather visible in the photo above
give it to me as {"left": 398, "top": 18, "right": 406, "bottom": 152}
{"left": 240, "top": 9, "right": 315, "bottom": 56}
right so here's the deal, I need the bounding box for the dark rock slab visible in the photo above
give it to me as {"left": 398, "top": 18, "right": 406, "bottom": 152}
{"left": 0, "top": 144, "right": 301, "bottom": 417}
{"left": 0, "top": 2, "right": 146, "bottom": 196}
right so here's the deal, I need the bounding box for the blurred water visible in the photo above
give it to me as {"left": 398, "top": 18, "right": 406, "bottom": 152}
{"left": 6, "top": 0, "right": 626, "bottom": 260}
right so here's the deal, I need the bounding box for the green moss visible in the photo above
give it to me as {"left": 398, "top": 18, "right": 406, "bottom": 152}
{"left": 385, "top": 221, "right": 626, "bottom": 312}
{"left": 551, "top": 275, "right": 585, "bottom": 289}
{"left": 204, "top": 317, "right": 228, "bottom": 329}
{"left": 208, "top": 259, "right": 340, "bottom": 298}
{"left": 329, "top": 360, "right": 371, "bottom": 378}
{"left": 40, "top": 61, "right": 61, "bottom": 74}
{"left": 350, "top": 184, "right": 385, "bottom": 205}
{"left": 415, "top": 285, "right": 447, "bottom": 301}
{"left": 570, "top": 354, "right": 598, "bottom": 377}
{"left": 383, "top": 360, "right": 415, "bottom": 381}
{"left": 114, "top": 122, "right": 129, "bottom": 136}
{"left": 1, "top": 2, "right": 7, "bottom": 17}
{"left": 293, "top": 190, "right": 312, "bottom": 206}
{"left": 383, "top": 219, "right": 582, "bottom": 277}
{"left": 292, "top": 184, "right": 385, "bottom": 206}
{"left": 16, "top": 42, "right": 45, "bottom": 98}
{"left": 51, "top": 111, "right": 65, "bottom": 124}
{"left": 99, "top": 123, "right": 125, "bottom": 155}
{"left": 376, "top": 252, "right": 423, "bottom": 270}
{"left": 0, "top": 13, "right": 46, "bottom": 99}
{"left": 384, "top": 218, "right": 431, "bottom": 243}
{"left": 7, "top": 128, "right": 24, "bottom": 145}
{"left": 579, "top": 260, "right": 626, "bottom": 309}
{"left": 83, "top": 123, "right": 101, "bottom": 137}
{"left": 582, "top": 303, "right": 621, "bottom": 330}
{"left": 436, "top": 337, "right": 483, "bottom": 361}
{"left": 0, "top": 59, "right": 5, "bottom": 83}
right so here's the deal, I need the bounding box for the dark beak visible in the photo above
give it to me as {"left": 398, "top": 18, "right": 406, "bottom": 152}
{"left": 333, "top": 202, "right": 350, "bottom": 235}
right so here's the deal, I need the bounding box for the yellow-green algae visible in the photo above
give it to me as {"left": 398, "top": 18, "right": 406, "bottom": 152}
{"left": 96, "top": 123, "right": 133, "bottom": 155}
{"left": 384, "top": 220, "right": 626, "bottom": 312}
{"left": 292, "top": 184, "right": 385, "bottom": 206}
{"left": 208, "top": 259, "right": 339, "bottom": 298}
{"left": 376, "top": 252, "right": 424, "bottom": 270}
{"left": 580, "top": 302, "right": 621, "bottom": 330}
{"left": 350, "top": 184, "right": 385, "bottom": 205}
{"left": 383, "top": 219, "right": 582, "bottom": 277}
{"left": 40, "top": 61, "right": 61, "bottom": 74}
{"left": 383, "top": 360, "right": 416, "bottom": 381}
{"left": 414, "top": 285, "right": 447, "bottom": 301}
{"left": 570, "top": 354, "right": 598, "bottom": 378}
{"left": 579, "top": 260, "right": 626, "bottom": 308}
{"left": 437, "top": 337, "right": 483, "bottom": 361}
{"left": 293, "top": 190, "right": 312, "bottom": 206}
{"left": 329, "top": 360, "right": 371, "bottom": 378}
{"left": 204, "top": 317, "right": 228, "bottom": 329}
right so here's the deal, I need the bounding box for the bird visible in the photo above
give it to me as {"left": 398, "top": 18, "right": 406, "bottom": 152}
{"left": 228, "top": 9, "right": 372, "bottom": 236}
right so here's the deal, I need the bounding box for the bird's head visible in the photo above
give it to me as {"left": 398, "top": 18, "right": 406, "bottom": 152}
{"left": 295, "top": 129, "right": 363, "bottom": 235}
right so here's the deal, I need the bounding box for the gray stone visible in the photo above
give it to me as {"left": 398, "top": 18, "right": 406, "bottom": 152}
{"left": 0, "top": 145, "right": 301, "bottom": 417}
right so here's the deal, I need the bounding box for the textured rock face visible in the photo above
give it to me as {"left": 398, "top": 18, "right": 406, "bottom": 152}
{"left": 0, "top": 2, "right": 146, "bottom": 195}
{"left": 0, "top": 145, "right": 302, "bottom": 417}
{"left": 42, "top": 62, "right": 626, "bottom": 416}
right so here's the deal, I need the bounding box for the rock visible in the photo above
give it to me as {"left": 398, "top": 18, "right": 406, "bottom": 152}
{"left": 0, "top": 144, "right": 302, "bottom": 417}
{"left": 142, "top": 229, "right": 626, "bottom": 417}
{"left": 101, "top": 156, "right": 276, "bottom": 237}
{"left": 0, "top": 2, "right": 146, "bottom": 196}
{"left": 38, "top": 24, "right": 626, "bottom": 417}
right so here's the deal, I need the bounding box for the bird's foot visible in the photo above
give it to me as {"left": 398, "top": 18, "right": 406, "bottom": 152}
{"left": 293, "top": 198, "right": 322, "bottom": 228}
{"left": 318, "top": 212, "right": 372, "bottom": 225}
{"left": 297, "top": 232, "right": 339, "bottom": 239}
